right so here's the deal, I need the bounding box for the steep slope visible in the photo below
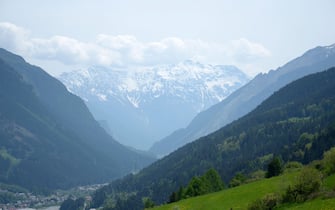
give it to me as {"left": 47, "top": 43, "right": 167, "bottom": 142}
{"left": 152, "top": 171, "right": 335, "bottom": 210}
{"left": 91, "top": 67, "right": 335, "bottom": 209}
{"left": 151, "top": 43, "right": 335, "bottom": 156}
{"left": 59, "top": 61, "right": 249, "bottom": 149}
{"left": 0, "top": 49, "right": 154, "bottom": 191}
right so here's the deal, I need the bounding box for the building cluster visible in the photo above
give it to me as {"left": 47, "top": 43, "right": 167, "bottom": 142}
{"left": 0, "top": 183, "right": 106, "bottom": 210}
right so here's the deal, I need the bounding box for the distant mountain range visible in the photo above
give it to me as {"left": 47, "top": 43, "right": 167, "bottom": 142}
{"left": 150, "top": 44, "right": 335, "bottom": 156}
{"left": 0, "top": 48, "right": 155, "bottom": 191}
{"left": 59, "top": 61, "right": 249, "bottom": 149}
{"left": 90, "top": 65, "right": 335, "bottom": 210}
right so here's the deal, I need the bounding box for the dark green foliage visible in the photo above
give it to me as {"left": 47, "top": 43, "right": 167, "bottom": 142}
{"left": 60, "top": 197, "right": 85, "bottom": 210}
{"left": 321, "top": 147, "right": 335, "bottom": 175}
{"left": 110, "top": 195, "right": 142, "bottom": 210}
{"left": 184, "top": 168, "right": 224, "bottom": 198}
{"left": 284, "top": 161, "right": 303, "bottom": 170}
{"left": 266, "top": 156, "right": 283, "bottom": 178}
{"left": 201, "top": 168, "right": 225, "bottom": 192}
{"left": 169, "top": 168, "right": 224, "bottom": 202}
{"left": 248, "top": 193, "right": 280, "bottom": 210}
{"left": 0, "top": 192, "right": 17, "bottom": 204}
{"left": 151, "top": 44, "right": 335, "bottom": 158}
{"left": 143, "top": 197, "right": 155, "bottom": 208}
{"left": 91, "top": 68, "right": 335, "bottom": 209}
{"left": 229, "top": 172, "right": 247, "bottom": 187}
{"left": 283, "top": 167, "right": 322, "bottom": 202}
{"left": 185, "top": 176, "right": 205, "bottom": 197}
{"left": 249, "top": 170, "right": 266, "bottom": 181}
{"left": 91, "top": 189, "right": 108, "bottom": 209}
{"left": 168, "top": 187, "right": 185, "bottom": 203}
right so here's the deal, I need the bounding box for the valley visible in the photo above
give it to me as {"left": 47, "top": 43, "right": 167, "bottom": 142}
{"left": 87, "top": 64, "right": 335, "bottom": 209}
{"left": 0, "top": 3, "right": 335, "bottom": 209}
{"left": 59, "top": 61, "right": 249, "bottom": 150}
{"left": 1, "top": 43, "right": 335, "bottom": 210}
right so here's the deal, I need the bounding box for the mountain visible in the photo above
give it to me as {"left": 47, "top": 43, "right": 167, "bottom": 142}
{"left": 0, "top": 48, "right": 154, "bottom": 192}
{"left": 150, "top": 43, "right": 335, "bottom": 156}
{"left": 90, "top": 67, "right": 335, "bottom": 210}
{"left": 59, "top": 61, "right": 249, "bottom": 150}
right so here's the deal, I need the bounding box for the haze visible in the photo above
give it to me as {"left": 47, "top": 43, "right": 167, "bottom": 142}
{"left": 1, "top": 0, "right": 335, "bottom": 76}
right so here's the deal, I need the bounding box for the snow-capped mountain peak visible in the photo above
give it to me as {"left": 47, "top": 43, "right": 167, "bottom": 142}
{"left": 59, "top": 61, "right": 249, "bottom": 149}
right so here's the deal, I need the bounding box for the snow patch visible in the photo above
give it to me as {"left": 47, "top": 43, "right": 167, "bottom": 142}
{"left": 123, "top": 78, "right": 139, "bottom": 92}
{"left": 127, "top": 95, "right": 140, "bottom": 108}
{"left": 97, "top": 93, "right": 107, "bottom": 101}
{"left": 58, "top": 61, "right": 250, "bottom": 112}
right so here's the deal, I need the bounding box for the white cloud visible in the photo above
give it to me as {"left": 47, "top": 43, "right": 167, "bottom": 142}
{"left": 0, "top": 22, "right": 271, "bottom": 76}
{"left": 227, "top": 38, "right": 271, "bottom": 63}
{"left": 0, "top": 22, "right": 32, "bottom": 53}
{"left": 31, "top": 36, "right": 121, "bottom": 66}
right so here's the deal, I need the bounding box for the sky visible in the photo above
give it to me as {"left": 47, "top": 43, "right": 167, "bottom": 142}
{"left": 0, "top": 0, "right": 335, "bottom": 77}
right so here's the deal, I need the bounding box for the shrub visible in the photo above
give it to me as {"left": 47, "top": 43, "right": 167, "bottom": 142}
{"left": 229, "top": 172, "right": 247, "bottom": 187}
{"left": 201, "top": 168, "right": 225, "bottom": 192}
{"left": 248, "top": 193, "right": 280, "bottom": 210}
{"left": 266, "top": 156, "right": 283, "bottom": 178}
{"left": 185, "top": 176, "right": 206, "bottom": 197}
{"left": 249, "top": 170, "right": 266, "bottom": 181}
{"left": 284, "top": 161, "right": 303, "bottom": 171}
{"left": 143, "top": 197, "right": 155, "bottom": 209}
{"left": 283, "top": 167, "right": 322, "bottom": 202}
{"left": 322, "top": 147, "right": 335, "bottom": 175}
{"left": 247, "top": 198, "right": 263, "bottom": 210}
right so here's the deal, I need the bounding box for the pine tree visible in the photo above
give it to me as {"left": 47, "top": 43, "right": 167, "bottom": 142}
{"left": 266, "top": 156, "right": 283, "bottom": 178}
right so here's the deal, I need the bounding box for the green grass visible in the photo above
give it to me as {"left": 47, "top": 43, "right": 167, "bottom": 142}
{"left": 277, "top": 198, "right": 335, "bottom": 210}
{"left": 324, "top": 174, "right": 335, "bottom": 190}
{"left": 151, "top": 171, "right": 335, "bottom": 210}
{"left": 152, "top": 171, "right": 298, "bottom": 210}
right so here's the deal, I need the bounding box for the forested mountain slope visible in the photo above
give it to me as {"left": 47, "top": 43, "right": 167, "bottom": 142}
{"left": 151, "top": 44, "right": 335, "bottom": 156}
{"left": 0, "top": 49, "right": 154, "bottom": 191}
{"left": 91, "top": 67, "right": 335, "bottom": 209}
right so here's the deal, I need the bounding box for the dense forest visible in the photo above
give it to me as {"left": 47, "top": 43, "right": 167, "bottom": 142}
{"left": 89, "top": 67, "right": 335, "bottom": 209}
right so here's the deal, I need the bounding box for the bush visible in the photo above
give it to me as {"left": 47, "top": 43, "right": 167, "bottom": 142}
{"left": 247, "top": 198, "right": 263, "bottom": 210}
{"left": 283, "top": 167, "right": 322, "bottom": 202}
{"left": 249, "top": 170, "right": 266, "bottom": 181}
{"left": 183, "top": 168, "right": 224, "bottom": 198}
{"left": 322, "top": 147, "right": 335, "bottom": 175}
{"left": 284, "top": 161, "right": 303, "bottom": 171}
{"left": 143, "top": 197, "right": 155, "bottom": 209}
{"left": 201, "top": 168, "right": 225, "bottom": 192}
{"left": 248, "top": 193, "right": 280, "bottom": 210}
{"left": 229, "top": 172, "right": 246, "bottom": 187}
{"left": 266, "top": 156, "right": 283, "bottom": 178}
{"left": 185, "top": 176, "right": 206, "bottom": 197}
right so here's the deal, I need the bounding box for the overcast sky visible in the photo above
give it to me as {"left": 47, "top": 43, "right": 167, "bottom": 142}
{"left": 1, "top": 0, "right": 335, "bottom": 77}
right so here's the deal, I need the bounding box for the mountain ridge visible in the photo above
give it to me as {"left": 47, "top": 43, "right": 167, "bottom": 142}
{"left": 59, "top": 60, "right": 249, "bottom": 149}
{"left": 150, "top": 43, "right": 335, "bottom": 156}
{"left": 0, "top": 48, "right": 155, "bottom": 191}
{"left": 91, "top": 66, "right": 335, "bottom": 209}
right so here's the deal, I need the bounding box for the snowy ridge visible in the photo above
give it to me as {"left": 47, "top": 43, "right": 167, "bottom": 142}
{"left": 60, "top": 60, "right": 249, "bottom": 112}
{"left": 59, "top": 60, "right": 249, "bottom": 149}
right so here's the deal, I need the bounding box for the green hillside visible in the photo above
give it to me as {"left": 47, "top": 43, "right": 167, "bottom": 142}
{"left": 90, "top": 67, "right": 335, "bottom": 209}
{"left": 152, "top": 172, "right": 335, "bottom": 210}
